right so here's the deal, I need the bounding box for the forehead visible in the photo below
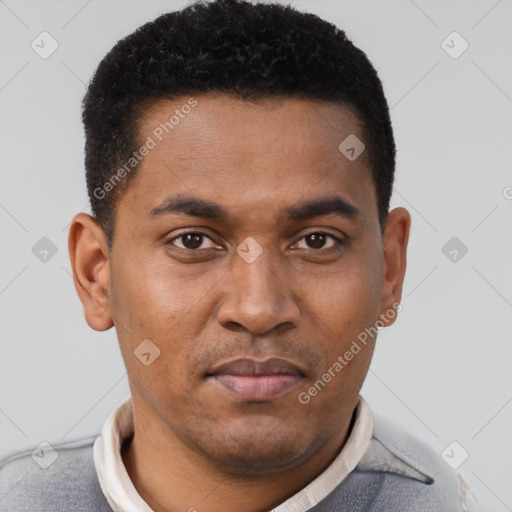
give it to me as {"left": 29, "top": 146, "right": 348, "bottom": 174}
{"left": 138, "top": 93, "right": 366, "bottom": 160}
{"left": 117, "top": 93, "right": 377, "bottom": 227}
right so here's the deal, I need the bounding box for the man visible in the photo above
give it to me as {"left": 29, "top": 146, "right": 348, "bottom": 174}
{"left": 0, "top": 0, "right": 480, "bottom": 510}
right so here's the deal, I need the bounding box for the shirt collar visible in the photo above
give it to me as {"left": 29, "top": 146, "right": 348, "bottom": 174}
{"left": 93, "top": 395, "right": 374, "bottom": 512}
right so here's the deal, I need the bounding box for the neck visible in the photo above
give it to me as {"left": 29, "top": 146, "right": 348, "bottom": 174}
{"left": 121, "top": 403, "right": 356, "bottom": 512}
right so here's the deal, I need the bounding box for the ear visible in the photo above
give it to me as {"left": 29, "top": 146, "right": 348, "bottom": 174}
{"left": 68, "top": 213, "right": 114, "bottom": 331}
{"left": 379, "top": 207, "right": 411, "bottom": 327}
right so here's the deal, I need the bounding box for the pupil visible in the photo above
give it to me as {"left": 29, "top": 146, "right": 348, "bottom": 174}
{"left": 308, "top": 233, "right": 325, "bottom": 249}
{"left": 185, "top": 233, "right": 202, "bottom": 249}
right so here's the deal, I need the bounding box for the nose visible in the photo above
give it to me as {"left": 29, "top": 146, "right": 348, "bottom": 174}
{"left": 217, "top": 244, "right": 300, "bottom": 336}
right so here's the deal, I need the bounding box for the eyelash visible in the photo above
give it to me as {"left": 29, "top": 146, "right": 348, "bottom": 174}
{"left": 165, "top": 231, "right": 345, "bottom": 254}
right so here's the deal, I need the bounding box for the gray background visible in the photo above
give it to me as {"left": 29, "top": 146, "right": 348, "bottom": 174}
{"left": 1, "top": 0, "right": 511, "bottom": 510}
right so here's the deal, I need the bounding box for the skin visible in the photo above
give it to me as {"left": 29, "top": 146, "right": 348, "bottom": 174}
{"left": 68, "top": 93, "right": 410, "bottom": 512}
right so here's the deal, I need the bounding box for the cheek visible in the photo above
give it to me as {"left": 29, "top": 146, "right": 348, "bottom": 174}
{"left": 109, "top": 255, "right": 218, "bottom": 384}
{"left": 310, "top": 259, "right": 382, "bottom": 332}
{"left": 110, "top": 253, "right": 197, "bottom": 332}
{"left": 304, "top": 253, "right": 382, "bottom": 389}
{"left": 303, "top": 271, "right": 379, "bottom": 417}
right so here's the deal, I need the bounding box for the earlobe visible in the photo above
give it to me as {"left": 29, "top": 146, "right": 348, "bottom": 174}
{"left": 379, "top": 207, "right": 411, "bottom": 327}
{"left": 68, "top": 213, "right": 114, "bottom": 331}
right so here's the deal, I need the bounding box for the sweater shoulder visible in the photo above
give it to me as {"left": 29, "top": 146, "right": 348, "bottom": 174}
{"left": 354, "top": 414, "right": 482, "bottom": 512}
{"left": 312, "top": 414, "right": 483, "bottom": 512}
{"left": 0, "top": 436, "right": 113, "bottom": 512}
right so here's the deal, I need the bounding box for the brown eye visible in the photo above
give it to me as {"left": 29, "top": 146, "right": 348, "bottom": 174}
{"left": 166, "top": 232, "right": 217, "bottom": 250}
{"left": 305, "top": 233, "right": 327, "bottom": 249}
{"left": 297, "top": 232, "right": 342, "bottom": 251}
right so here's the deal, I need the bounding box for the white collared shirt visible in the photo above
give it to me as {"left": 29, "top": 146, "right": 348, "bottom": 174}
{"left": 93, "top": 395, "right": 374, "bottom": 512}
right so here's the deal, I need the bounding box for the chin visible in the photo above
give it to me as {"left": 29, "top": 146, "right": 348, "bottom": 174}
{"left": 204, "top": 445, "right": 307, "bottom": 475}
{"left": 190, "top": 419, "right": 313, "bottom": 474}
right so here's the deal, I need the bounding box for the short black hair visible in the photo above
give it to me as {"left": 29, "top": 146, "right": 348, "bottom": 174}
{"left": 82, "top": 0, "right": 395, "bottom": 249}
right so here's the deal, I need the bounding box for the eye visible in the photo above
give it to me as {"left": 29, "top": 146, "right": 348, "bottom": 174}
{"left": 166, "top": 232, "right": 218, "bottom": 251}
{"left": 295, "top": 232, "right": 344, "bottom": 252}
{"left": 165, "top": 230, "right": 345, "bottom": 254}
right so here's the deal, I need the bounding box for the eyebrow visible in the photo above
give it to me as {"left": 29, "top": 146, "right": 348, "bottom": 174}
{"left": 148, "top": 195, "right": 361, "bottom": 223}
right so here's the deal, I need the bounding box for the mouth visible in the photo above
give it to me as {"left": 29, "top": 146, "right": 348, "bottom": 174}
{"left": 206, "top": 357, "right": 306, "bottom": 402}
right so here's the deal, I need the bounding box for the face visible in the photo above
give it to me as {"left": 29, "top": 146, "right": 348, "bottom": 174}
{"left": 71, "top": 93, "right": 409, "bottom": 474}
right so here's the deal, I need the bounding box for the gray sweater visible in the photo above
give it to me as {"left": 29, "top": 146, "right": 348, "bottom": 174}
{"left": 0, "top": 414, "right": 480, "bottom": 511}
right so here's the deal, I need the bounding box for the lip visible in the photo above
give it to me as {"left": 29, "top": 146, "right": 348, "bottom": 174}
{"left": 207, "top": 357, "right": 305, "bottom": 401}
